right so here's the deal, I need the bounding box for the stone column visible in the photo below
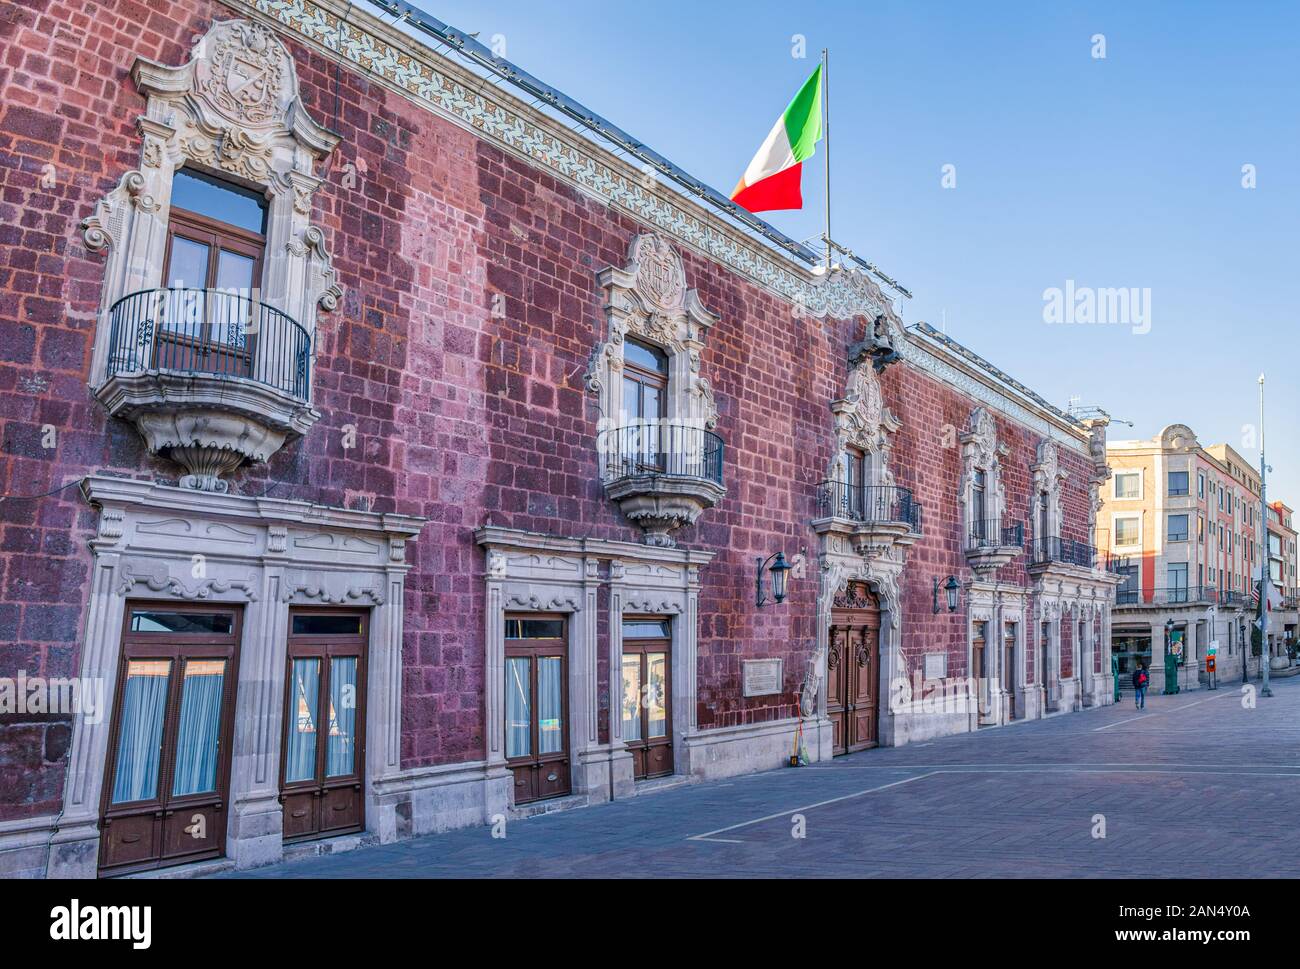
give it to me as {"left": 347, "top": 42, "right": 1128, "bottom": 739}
{"left": 607, "top": 561, "right": 635, "bottom": 797}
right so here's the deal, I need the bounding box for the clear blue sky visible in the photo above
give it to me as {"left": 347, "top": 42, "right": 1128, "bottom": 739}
{"left": 406, "top": 0, "right": 1298, "bottom": 505}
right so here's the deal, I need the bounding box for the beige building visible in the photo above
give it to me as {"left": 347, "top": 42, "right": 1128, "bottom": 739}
{"left": 1099, "top": 426, "right": 1268, "bottom": 692}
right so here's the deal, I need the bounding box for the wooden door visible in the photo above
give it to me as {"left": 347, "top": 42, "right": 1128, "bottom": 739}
{"left": 829, "top": 583, "right": 880, "bottom": 755}
{"left": 972, "top": 623, "right": 986, "bottom": 717}
{"left": 621, "top": 618, "right": 672, "bottom": 780}
{"left": 505, "top": 615, "right": 570, "bottom": 804}
{"left": 99, "top": 604, "right": 241, "bottom": 875}
{"left": 279, "top": 610, "right": 367, "bottom": 842}
{"left": 1003, "top": 623, "right": 1017, "bottom": 720}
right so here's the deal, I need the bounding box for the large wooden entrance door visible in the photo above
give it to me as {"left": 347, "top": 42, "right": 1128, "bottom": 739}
{"left": 99, "top": 604, "right": 241, "bottom": 875}
{"left": 505, "top": 615, "right": 570, "bottom": 804}
{"left": 621, "top": 617, "right": 673, "bottom": 781}
{"left": 827, "top": 583, "right": 880, "bottom": 756}
{"left": 279, "top": 610, "right": 368, "bottom": 842}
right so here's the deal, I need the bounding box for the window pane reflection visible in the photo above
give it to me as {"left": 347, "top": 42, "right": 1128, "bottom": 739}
{"left": 537, "top": 657, "right": 563, "bottom": 755}
{"left": 326, "top": 657, "right": 358, "bottom": 777}
{"left": 646, "top": 654, "right": 667, "bottom": 738}
{"left": 621, "top": 655, "right": 641, "bottom": 741}
{"left": 506, "top": 657, "right": 531, "bottom": 758}
{"left": 285, "top": 658, "right": 319, "bottom": 783}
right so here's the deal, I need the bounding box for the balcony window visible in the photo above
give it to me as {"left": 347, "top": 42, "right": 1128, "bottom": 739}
{"left": 1168, "top": 514, "right": 1188, "bottom": 543}
{"left": 1168, "top": 471, "right": 1190, "bottom": 496}
{"left": 81, "top": 19, "right": 342, "bottom": 494}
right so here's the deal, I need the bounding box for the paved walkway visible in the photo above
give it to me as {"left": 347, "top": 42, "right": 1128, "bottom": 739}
{"left": 224, "top": 676, "right": 1300, "bottom": 878}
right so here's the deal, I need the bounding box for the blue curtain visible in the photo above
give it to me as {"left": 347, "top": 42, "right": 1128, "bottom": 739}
{"left": 285, "top": 659, "right": 319, "bottom": 783}
{"left": 326, "top": 657, "right": 357, "bottom": 777}
{"left": 111, "top": 661, "right": 171, "bottom": 804}
{"left": 171, "top": 661, "right": 226, "bottom": 797}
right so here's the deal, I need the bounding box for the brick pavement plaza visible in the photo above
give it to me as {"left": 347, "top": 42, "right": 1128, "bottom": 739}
{"left": 222, "top": 676, "right": 1300, "bottom": 879}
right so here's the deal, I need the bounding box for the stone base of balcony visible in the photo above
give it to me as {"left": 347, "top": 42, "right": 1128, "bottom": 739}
{"left": 604, "top": 473, "right": 726, "bottom": 547}
{"left": 964, "top": 546, "right": 1021, "bottom": 576}
{"left": 811, "top": 516, "right": 919, "bottom": 556}
{"left": 96, "top": 370, "right": 319, "bottom": 492}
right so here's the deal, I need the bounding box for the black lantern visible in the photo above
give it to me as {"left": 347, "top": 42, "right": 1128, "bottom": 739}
{"left": 756, "top": 551, "right": 795, "bottom": 607}
{"left": 933, "top": 576, "right": 959, "bottom": 613}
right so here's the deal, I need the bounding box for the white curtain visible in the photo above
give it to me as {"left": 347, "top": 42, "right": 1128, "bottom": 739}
{"left": 111, "top": 661, "right": 171, "bottom": 804}
{"left": 284, "top": 659, "right": 319, "bottom": 783}
{"left": 326, "top": 657, "right": 357, "bottom": 777}
{"left": 170, "top": 661, "right": 225, "bottom": 796}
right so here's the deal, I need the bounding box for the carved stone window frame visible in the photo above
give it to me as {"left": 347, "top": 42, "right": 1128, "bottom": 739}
{"left": 476, "top": 526, "right": 711, "bottom": 805}
{"left": 960, "top": 407, "right": 1009, "bottom": 534}
{"left": 827, "top": 358, "right": 901, "bottom": 488}
{"left": 585, "top": 233, "right": 720, "bottom": 448}
{"left": 1030, "top": 438, "right": 1069, "bottom": 542}
{"left": 81, "top": 18, "right": 342, "bottom": 390}
{"left": 48, "top": 476, "right": 424, "bottom": 877}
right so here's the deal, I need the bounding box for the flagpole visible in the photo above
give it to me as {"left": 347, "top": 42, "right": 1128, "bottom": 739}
{"left": 1259, "top": 373, "right": 1272, "bottom": 696}
{"left": 822, "top": 47, "right": 831, "bottom": 271}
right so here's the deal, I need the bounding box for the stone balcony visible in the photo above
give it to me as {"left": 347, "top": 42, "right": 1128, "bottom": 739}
{"left": 964, "top": 518, "right": 1024, "bottom": 576}
{"left": 94, "top": 287, "right": 317, "bottom": 493}
{"left": 812, "top": 481, "right": 923, "bottom": 556}
{"left": 597, "top": 422, "right": 726, "bottom": 547}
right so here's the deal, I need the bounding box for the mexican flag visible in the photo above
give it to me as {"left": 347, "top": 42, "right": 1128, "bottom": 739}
{"left": 730, "top": 65, "right": 823, "bottom": 213}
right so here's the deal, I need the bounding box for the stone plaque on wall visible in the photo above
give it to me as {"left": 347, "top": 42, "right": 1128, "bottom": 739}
{"left": 924, "top": 653, "right": 947, "bottom": 680}
{"left": 742, "top": 658, "right": 783, "bottom": 697}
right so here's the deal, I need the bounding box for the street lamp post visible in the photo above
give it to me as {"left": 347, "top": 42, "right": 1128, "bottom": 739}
{"left": 1259, "top": 374, "right": 1272, "bottom": 698}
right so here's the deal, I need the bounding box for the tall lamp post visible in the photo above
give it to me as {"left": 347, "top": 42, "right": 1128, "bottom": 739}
{"left": 1240, "top": 617, "right": 1249, "bottom": 685}
{"left": 1259, "top": 374, "right": 1273, "bottom": 698}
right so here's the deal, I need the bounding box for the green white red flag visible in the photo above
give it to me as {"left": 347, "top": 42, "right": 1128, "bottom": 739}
{"left": 730, "top": 65, "right": 823, "bottom": 213}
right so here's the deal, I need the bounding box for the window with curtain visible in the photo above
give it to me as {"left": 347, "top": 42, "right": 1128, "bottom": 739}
{"left": 285, "top": 658, "right": 320, "bottom": 784}
{"left": 111, "top": 660, "right": 172, "bottom": 804}
{"left": 170, "top": 660, "right": 226, "bottom": 797}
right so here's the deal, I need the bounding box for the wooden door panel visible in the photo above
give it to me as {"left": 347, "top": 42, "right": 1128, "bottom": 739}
{"left": 161, "top": 803, "right": 223, "bottom": 859}
{"left": 100, "top": 815, "right": 160, "bottom": 871}
{"left": 644, "top": 742, "right": 672, "bottom": 779}
{"left": 320, "top": 785, "right": 362, "bottom": 833}
{"left": 535, "top": 759, "right": 569, "bottom": 800}
{"left": 281, "top": 791, "right": 317, "bottom": 840}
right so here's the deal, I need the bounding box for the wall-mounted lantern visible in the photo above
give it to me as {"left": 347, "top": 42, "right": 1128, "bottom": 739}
{"left": 755, "top": 551, "right": 796, "bottom": 607}
{"left": 932, "top": 575, "right": 959, "bottom": 614}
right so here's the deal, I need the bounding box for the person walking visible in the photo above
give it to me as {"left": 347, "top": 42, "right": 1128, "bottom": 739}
{"left": 1131, "top": 662, "right": 1149, "bottom": 710}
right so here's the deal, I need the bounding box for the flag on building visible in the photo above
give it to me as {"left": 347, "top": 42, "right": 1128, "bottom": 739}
{"left": 730, "top": 65, "right": 823, "bottom": 213}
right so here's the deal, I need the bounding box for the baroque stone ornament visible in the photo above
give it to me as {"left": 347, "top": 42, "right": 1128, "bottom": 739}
{"left": 588, "top": 234, "right": 726, "bottom": 546}
{"left": 82, "top": 19, "right": 342, "bottom": 491}
{"left": 828, "top": 356, "right": 901, "bottom": 485}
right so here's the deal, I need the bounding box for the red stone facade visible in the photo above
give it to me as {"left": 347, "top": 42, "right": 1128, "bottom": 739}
{"left": 0, "top": 0, "right": 1107, "bottom": 829}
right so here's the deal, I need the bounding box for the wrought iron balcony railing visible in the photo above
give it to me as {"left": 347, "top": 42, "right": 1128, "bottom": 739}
{"left": 1028, "top": 535, "right": 1097, "bottom": 569}
{"left": 106, "top": 288, "right": 312, "bottom": 401}
{"left": 967, "top": 517, "right": 1024, "bottom": 550}
{"left": 597, "top": 423, "right": 724, "bottom": 485}
{"left": 816, "top": 481, "right": 923, "bottom": 534}
{"left": 1115, "top": 586, "right": 1218, "bottom": 606}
